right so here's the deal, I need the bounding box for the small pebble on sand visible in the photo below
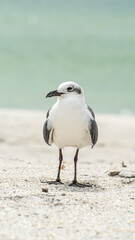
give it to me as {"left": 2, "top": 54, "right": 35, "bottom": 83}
{"left": 108, "top": 170, "right": 121, "bottom": 176}
{"left": 42, "top": 188, "right": 48, "bottom": 193}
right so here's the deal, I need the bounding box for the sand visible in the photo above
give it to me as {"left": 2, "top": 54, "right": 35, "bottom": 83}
{"left": 0, "top": 109, "right": 135, "bottom": 240}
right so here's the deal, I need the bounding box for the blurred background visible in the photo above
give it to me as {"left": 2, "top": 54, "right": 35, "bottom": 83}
{"left": 0, "top": 0, "right": 135, "bottom": 113}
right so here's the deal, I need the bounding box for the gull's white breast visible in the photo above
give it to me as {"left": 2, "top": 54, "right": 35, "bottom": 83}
{"left": 49, "top": 97, "right": 92, "bottom": 149}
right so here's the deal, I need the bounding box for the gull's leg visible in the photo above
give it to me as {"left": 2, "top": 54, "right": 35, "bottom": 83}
{"left": 47, "top": 149, "right": 64, "bottom": 185}
{"left": 69, "top": 149, "right": 80, "bottom": 186}
{"left": 56, "top": 149, "right": 63, "bottom": 182}
{"left": 69, "top": 149, "right": 93, "bottom": 188}
{"left": 73, "top": 149, "right": 79, "bottom": 184}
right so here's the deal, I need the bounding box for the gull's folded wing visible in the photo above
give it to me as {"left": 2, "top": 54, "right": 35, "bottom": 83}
{"left": 43, "top": 108, "right": 53, "bottom": 146}
{"left": 87, "top": 105, "right": 98, "bottom": 148}
{"left": 87, "top": 105, "right": 95, "bottom": 119}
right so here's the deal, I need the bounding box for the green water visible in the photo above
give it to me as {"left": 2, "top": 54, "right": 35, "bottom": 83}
{"left": 0, "top": 0, "right": 135, "bottom": 113}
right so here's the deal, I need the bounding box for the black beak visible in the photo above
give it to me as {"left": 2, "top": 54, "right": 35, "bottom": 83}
{"left": 46, "top": 90, "right": 64, "bottom": 98}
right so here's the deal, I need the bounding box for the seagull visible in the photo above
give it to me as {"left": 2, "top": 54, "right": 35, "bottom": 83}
{"left": 43, "top": 81, "right": 98, "bottom": 187}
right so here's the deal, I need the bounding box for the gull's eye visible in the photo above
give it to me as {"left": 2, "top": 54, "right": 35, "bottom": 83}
{"left": 67, "top": 86, "right": 74, "bottom": 92}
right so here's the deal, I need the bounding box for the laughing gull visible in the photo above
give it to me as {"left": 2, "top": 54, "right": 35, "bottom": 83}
{"left": 43, "top": 81, "right": 98, "bottom": 187}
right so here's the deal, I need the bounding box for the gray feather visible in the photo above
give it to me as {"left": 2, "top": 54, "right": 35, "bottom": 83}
{"left": 43, "top": 108, "right": 52, "bottom": 145}
{"left": 90, "top": 120, "right": 98, "bottom": 148}
{"left": 46, "top": 107, "right": 51, "bottom": 118}
{"left": 87, "top": 105, "right": 95, "bottom": 119}
{"left": 43, "top": 120, "right": 51, "bottom": 145}
{"left": 87, "top": 105, "right": 98, "bottom": 147}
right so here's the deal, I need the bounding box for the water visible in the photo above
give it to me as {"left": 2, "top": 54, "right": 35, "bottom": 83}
{"left": 0, "top": 0, "right": 135, "bottom": 113}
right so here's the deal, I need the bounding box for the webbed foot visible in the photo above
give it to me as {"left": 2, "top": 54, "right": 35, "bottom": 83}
{"left": 69, "top": 180, "right": 93, "bottom": 188}
{"left": 46, "top": 179, "right": 64, "bottom": 185}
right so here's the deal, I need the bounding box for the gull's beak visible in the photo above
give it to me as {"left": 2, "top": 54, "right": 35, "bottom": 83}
{"left": 46, "top": 90, "right": 64, "bottom": 98}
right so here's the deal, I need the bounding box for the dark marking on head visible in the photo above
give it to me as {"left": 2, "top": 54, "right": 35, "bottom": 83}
{"left": 67, "top": 85, "right": 81, "bottom": 94}
{"left": 75, "top": 87, "right": 81, "bottom": 94}
{"left": 67, "top": 86, "right": 74, "bottom": 92}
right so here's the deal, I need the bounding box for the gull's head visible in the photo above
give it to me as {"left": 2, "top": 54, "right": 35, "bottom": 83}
{"left": 46, "top": 81, "right": 84, "bottom": 100}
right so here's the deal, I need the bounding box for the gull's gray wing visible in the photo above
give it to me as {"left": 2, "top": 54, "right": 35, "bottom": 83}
{"left": 87, "top": 105, "right": 98, "bottom": 148}
{"left": 87, "top": 105, "right": 95, "bottom": 119}
{"left": 46, "top": 108, "right": 51, "bottom": 118}
{"left": 43, "top": 108, "right": 53, "bottom": 146}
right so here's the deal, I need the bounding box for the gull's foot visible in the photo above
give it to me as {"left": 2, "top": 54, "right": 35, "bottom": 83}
{"left": 69, "top": 180, "right": 93, "bottom": 188}
{"left": 46, "top": 179, "right": 64, "bottom": 185}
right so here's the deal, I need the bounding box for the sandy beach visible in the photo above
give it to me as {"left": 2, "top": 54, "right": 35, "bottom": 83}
{"left": 0, "top": 109, "right": 135, "bottom": 240}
